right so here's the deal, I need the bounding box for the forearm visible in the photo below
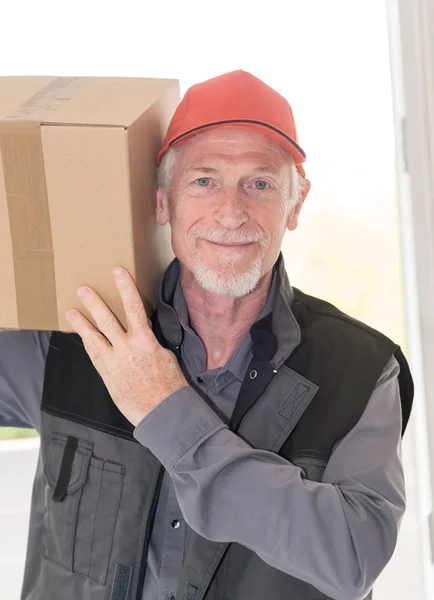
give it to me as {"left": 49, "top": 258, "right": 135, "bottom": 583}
{"left": 166, "top": 422, "right": 403, "bottom": 598}
{"left": 134, "top": 358, "right": 405, "bottom": 599}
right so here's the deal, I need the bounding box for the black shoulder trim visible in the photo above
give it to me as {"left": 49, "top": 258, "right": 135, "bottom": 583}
{"left": 42, "top": 332, "right": 136, "bottom": 441}
{"left": 279, "top": 290, "right": 413, "bottom": 462}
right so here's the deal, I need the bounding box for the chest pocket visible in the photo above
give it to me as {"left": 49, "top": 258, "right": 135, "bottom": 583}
{"left": 42, "top": 432, "right": 124, "bottom": 585}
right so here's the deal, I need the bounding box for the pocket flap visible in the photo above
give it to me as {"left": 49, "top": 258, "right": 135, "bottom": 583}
{"left": 44, "top": 432, "right": 94, "bottom": 494}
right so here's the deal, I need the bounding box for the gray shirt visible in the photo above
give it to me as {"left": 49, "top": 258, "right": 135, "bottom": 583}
{"left": 0, "top": 259, "right": 405, "bottom": 600}
{"left": 142, "top": 265, "right": 278, "bottom": 600}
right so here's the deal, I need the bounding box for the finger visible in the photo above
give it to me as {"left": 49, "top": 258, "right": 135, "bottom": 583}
{"left": 77, "top": 286, "right": 126, "bottom": 345}
{"left": 65, "top": 309, "right": 111, "bottom": 361}
{"left": 113, "top": 268, "right": 150, "bottom": 333}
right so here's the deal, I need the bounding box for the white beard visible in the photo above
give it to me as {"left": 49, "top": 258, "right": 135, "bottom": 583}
{"left": 191, "top": 245, "right": 266, "bottom": 297}
{"left": 184, "top": 226, "right": 270, "bottom": 297}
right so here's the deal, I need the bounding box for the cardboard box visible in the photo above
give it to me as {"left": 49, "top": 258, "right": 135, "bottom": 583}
{"left": 0, "top": 76, "right": 179, "bottom": 332}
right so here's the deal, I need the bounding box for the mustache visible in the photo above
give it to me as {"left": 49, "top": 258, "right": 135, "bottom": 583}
{"left": 189, "top": 229, "right": 267, "bottom": 244}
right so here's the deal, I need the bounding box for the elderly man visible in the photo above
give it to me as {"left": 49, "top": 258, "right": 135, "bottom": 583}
{"left": 0, "top": 70, "right": 413, "bottom": 600}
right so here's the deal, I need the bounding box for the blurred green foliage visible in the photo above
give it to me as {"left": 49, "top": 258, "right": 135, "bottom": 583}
{"left": 0, "top": 428, "right": 39, "bottom": 441}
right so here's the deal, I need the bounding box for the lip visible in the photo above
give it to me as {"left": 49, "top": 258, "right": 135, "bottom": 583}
{"left": 205, "top": 240, "right": 253, "bottom": 247}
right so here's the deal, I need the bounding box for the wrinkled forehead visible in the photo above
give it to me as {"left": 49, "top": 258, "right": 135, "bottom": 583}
{"left": 176, "top": 127, "right": 291, "bottom": 167}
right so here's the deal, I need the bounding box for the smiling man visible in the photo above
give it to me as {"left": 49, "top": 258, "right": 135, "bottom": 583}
{"left": 0, "top": 70, "right": 413, "bottom": 600}
{"left": 156, "top": 125, "right": 306, "bottom": 370}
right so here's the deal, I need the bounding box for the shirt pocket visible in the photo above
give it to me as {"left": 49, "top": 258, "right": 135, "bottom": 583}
{"left": 42, "top": 431, "right": 124, "bottom": 585}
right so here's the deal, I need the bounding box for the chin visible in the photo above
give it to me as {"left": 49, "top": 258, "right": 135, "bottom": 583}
{"left": 193, "top": 255, "right": 264, "bottom": 297}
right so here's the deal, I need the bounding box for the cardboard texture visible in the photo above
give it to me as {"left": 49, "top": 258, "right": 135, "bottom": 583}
{"left": 0, "top": 76, "right": 179, "bottom": 332}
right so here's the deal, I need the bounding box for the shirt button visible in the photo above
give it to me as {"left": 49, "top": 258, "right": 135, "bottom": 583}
{"left": 171, "top": 519, "right": 181, "bottom": 529}
{"left": 197, "top": 376, "right": 204, "bottom": 383}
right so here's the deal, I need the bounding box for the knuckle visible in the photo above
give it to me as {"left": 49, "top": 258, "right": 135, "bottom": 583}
{"left": 89, "top": 332, "right": 104, "bottom": 351}
{"left": 127, "top": 302, "right": 144, "bottom": 316}
{"left": 101, "top": 313, "right": 118, "bottom": 331}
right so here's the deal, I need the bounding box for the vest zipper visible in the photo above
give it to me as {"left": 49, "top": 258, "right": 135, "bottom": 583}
{"left": 136, "top": 464, "right": 165, "bottom": 599}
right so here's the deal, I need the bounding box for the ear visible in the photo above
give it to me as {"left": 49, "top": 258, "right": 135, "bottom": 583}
{"left": 156, "top": 187, "right": 170, "bottom": 225}
{"left": 286, "top": 179, "right": 311, "bottom": 231}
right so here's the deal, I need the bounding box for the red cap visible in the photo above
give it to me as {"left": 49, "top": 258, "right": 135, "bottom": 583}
{"left": 158, "top": 70, "right": 307, "bottom": 178}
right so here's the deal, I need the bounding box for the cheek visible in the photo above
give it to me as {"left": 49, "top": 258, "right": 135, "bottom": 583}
{"left": 168, "top": 205, "right": 201, "bottom": 248}
{"left": 170, "top": 192, "right": 198, "bottom": 218}
{"left": 173, "top": 194, "right": 214, "bottom": 230}
{"left": 258, "top": 201, "right": 288, "bottom": 235}
{"left": 277, "top": 196, "right": 290, "bottom": 217}
{"left": 274, "top": 199, "right": 292, "bottom": 231}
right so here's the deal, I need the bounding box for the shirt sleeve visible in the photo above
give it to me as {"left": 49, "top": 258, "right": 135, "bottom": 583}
{"left": 134, "top": 355, "right": 405, "bottom": 600}
{"left": 0, "top": 330, "right": 52, "bottom": 432}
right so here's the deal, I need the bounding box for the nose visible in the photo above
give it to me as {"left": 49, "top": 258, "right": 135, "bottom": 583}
{"left": 212, "top": 187, "right": 249, "bottom": 229}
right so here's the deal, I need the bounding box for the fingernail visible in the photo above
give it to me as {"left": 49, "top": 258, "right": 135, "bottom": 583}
{"left": 114, "top": 267, "right": 124, "bottom": 277}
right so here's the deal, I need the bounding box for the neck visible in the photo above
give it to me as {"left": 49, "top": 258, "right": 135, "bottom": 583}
{"left": 180, "top": 266, "right": 273, "bottom": 370}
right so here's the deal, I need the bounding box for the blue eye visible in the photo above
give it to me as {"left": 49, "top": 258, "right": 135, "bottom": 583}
{"left": 254, "top": 180, "right": 269, "bottom": 190}
{"left": 196, "top": 177, "right": 210, "bottom": 187}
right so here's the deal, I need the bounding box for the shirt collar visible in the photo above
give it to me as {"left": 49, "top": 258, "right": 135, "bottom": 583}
{"left": 171, "top": 273, "right": 278, "bottom": 390}
{"left": 227, "top": 270, "right": 277, "bottom": 380}
{"left": 155, "top": 252, "right": 301, "bottom": 369}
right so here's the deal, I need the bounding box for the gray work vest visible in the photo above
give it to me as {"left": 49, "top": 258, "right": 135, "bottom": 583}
{"left": 20, "top": 289, "right": 413, "bottom": 600}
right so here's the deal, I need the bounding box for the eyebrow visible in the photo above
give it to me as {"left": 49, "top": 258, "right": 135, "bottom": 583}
{"left": 184, "top": 166, "right": 281, "bottom": 175}
{"left": 185, "top": 166, "right": 219, "bottom": 173}
{"left": 252, "top": 166, "right": 281, "bottom": 175}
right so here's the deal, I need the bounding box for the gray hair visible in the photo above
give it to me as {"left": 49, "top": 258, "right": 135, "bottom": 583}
{"left": 157, "top": 145, "right": 307, "bottom": 211}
